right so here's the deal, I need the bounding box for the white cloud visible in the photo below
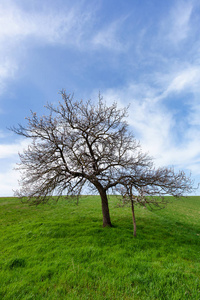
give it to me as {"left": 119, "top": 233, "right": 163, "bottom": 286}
{"left": 0, "top": 166, "right": 19, "bottom": 197}
{"left": 0, "top": 0, "right": 132, "bottom": 96}
{"left": 0, "top": 1, "right": 96, "bottom": 96}
{"left": 0, "top": 1, "right": 90, "bottom": 45}
{"left": 0, "top": 139, "right": 29, "bottom": 159}
{"left": 0, "top": 138, "right": 30, "bottom": 196}
{"left": 189, "top": 102, "right": 200, "bottom": 126}
{"left": 164, "top": 1, "right": 193, "bottom": 44}
{"left": 147, "top": 66, "right": 200, "bottom": 111}
{"left": 151, "top": 65, "right": 200, "bottom": 141}
{"left": 0, "top": 58, "right": 18, "bottom": 93}
{"left": 166, "top": 67, "right": 200, "bottom": 94}
{"left": 92, "top": 17, "right": 129, "bottom": 51}
{"left": 102, "top": 80, "right": 200, "bottom": 177}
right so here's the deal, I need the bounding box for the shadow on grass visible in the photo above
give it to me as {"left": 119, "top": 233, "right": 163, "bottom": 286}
{"left": 28, "top": 210, "right": 200, "bottom": 255}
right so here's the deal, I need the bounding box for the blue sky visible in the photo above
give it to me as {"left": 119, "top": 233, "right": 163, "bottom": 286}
{"left": 0, "top": 0, "right": 200, "bottom": 196}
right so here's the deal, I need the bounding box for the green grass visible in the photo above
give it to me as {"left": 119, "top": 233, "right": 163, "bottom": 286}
{"left": 0, "top": 196, "right": 200, "bottom": 299}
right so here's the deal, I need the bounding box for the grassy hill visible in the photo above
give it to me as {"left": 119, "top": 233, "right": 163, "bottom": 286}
{"left": 0, "top": 196, "right": 200, "bottom": 299}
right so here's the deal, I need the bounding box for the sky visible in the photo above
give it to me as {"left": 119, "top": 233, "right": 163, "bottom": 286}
{"left": 0, "top": 0, "right": 200, "bottom": 196}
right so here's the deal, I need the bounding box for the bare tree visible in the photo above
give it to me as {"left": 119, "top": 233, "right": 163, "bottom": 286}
{"left": 117, "top": 167, "right": 193, "bottom": 236}
{"left": 11, "top": 91, "right": 193, "bottom": 228}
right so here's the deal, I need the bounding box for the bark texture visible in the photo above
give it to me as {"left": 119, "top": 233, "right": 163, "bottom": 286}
{"left": 100, "top": 189, "right": 112, "bottom": 227}
{"left": 131, "top": 200, "right": 136, "bottom": 237}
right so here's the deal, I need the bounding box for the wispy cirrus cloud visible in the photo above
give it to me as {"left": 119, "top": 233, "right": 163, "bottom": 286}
{"left": 102, "top": 61, "right": 200, "bottom": 176}
{"left": 92, "top": 16, "right": 130, "bottom": 52}
{"left": 167, "top": 67, "right": 200, "bottom": 93}
{"left": 0, "top": 0, "right": 131, "bottom": 97}
{"left": 0, "top": 1, "right": 98, "bottom": 95}
{"left": 166, "top": 1, "right": 193, "bottom": 44}
{"left": 0, "top": 1, "right": 93, "bottom": 45}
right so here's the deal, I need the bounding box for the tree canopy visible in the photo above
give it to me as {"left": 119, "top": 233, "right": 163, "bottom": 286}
{"left": 11, "top": 91, "right": 194, "bottom": 232}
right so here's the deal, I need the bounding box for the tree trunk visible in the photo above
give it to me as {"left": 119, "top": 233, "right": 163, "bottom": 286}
{"left": 131, "top": 199, "right": 136, "bottom": 237}
{"left": 98, "top": 186, "right": 112, "bottom": 227}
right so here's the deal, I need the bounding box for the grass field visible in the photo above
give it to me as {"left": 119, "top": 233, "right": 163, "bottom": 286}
{"left": 0, "top": 195, "right": 200, "bottom": 299}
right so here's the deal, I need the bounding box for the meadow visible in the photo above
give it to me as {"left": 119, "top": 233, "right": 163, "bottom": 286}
{"left": 0, "top": 195, "right": 200, "bottom": 299}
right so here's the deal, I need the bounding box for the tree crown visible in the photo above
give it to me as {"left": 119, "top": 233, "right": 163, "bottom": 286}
{"left": 11, "top": 91, "right": 194, "bottom": 204}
